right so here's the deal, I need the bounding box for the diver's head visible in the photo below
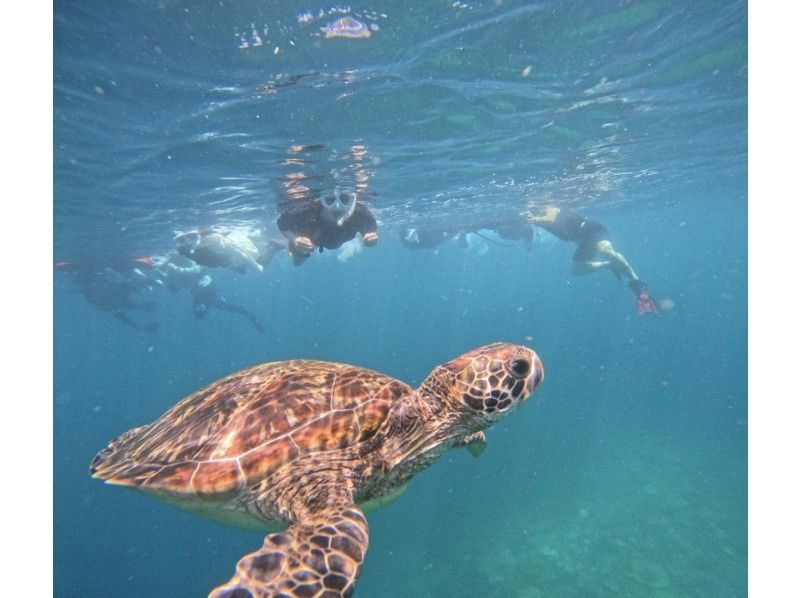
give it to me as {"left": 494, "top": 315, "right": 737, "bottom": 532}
{"left": 175, "top": 230, "right": 201, "bottom": 256}
{"left": 320, "top": 188, "right": 357, "bottom": 227}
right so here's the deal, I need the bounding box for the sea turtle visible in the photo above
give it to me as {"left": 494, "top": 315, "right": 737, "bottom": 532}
{"left": 91, "top": 342, "right": 544, "bottom": 597}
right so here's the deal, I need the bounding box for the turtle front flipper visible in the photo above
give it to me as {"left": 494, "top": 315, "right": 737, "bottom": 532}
{"left": 455, "top": 431, "right": 487, "bottom": 458}
{"left": 210, "top": 504, "right": 369, "bottom": 598}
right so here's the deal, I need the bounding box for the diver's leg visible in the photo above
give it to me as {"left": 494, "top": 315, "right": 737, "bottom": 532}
{"left": 595, "top": 240, "right": 638, "bottom": 282}
{"left": 571, "top": 259, "right": 613, "bottom": 276}
{"left": 213, "top": 293, "right": 243, "bottom": 314}
{"left": 571, "top": 237, "right": 615, "bottom": 276}
{"left": 192, "top": 295, "right": 209, "bottom": 320}
{"left": 594, "top": 240, "right": 656, "bottom": 311}
{"left": 214, "top": 293, "right": 265, "bottom": 333}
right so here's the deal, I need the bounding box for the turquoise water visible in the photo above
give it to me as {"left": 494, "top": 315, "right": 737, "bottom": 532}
{"left": 54, "top": 1, "right": 747, "bottom": 596}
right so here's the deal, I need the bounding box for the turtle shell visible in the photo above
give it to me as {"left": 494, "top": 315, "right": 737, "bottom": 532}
{"left": 91, "top": 360, "right": 410, "bottom": 497}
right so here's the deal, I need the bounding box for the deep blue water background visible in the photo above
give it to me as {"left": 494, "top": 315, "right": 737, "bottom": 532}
{"left": 55, "top": 1, "right": 746, "bottom": 596}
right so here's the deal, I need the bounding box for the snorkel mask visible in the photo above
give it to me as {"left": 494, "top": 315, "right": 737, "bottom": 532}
{"left": 320, "top": 188, "right": 357, "bottom": 227}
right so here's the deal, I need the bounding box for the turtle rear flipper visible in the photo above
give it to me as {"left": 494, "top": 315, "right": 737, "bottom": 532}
{"left": 211, "top": 503, "right": 368, "bottom": 598}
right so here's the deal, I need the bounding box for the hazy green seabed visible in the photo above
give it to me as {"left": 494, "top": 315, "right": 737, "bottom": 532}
{"left": 478, "top": 439, "right": 744, "bottom": 598}
{"left": 352, "top": 432, "right": 746, "bottom": 598}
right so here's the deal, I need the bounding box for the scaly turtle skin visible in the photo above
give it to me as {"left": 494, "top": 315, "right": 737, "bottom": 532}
{"left": 91, "top": 342, "right": 544, "bottom": 597}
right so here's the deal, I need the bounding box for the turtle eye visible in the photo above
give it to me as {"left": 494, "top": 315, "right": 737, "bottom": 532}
{"left": 509, "top": 359, "right": 530, "bottom": 378}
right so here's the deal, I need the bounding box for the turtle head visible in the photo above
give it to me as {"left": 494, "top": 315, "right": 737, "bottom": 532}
{"left": 423, "top": 342, "right": 544, "bottom": 428}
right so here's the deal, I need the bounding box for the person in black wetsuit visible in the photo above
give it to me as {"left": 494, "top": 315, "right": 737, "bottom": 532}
{"left": 56, "top": 258, "right": 160, "bottom": 332}
{"left": 401, "top": 220, "right": 536, "bottom": 251}
{"left": 400, "top": 227, "right": 455, "bottom": 250}
{"left": 525, "top": 205, "right": 658, "bottom": 314}
{"left": 277, "top": 188, "right": 379, "bottom": 265}
{"left": 491, "top": 219, "right": 536, "bottom": 248}
{"left": 155, "top": 253, "right": 265, "bottom": 333}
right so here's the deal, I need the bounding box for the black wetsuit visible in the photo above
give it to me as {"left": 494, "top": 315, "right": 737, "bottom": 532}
{"left": 538, "top": 208, "right": 610, "bottom": 262}
{"left": 177, "top": 243, "right": 230, "bottom": 269}
{"left": 475, "top": 220, "right": 535, "bottom": 245}
{"left": 66, "top": 265, "right": 158, "bottom": 332}
{"left": 277, "top": 199, "right": 377, "bottom": 252}
{"left": 497, "top": 223, "right": 533, "bottom": 244}
{"left": 401, "top": 228, "right": 452, "bottom": 250}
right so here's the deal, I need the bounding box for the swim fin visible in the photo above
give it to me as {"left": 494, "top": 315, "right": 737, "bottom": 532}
{"left": 629, "top": 280, "right": 658, "bottom": 315}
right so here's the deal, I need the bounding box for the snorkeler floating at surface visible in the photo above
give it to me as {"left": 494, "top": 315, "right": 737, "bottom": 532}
{"left": 525, "top": 205, "right": 658, "bottom": 315}
{"left": 277, "top": 188, "right": 379, "bottom": 265}
{"left": 276, "top": 143, "right": 379, "bottom": 265}
{"left": 56, "top": 257, "right": 160, "bottom": 332}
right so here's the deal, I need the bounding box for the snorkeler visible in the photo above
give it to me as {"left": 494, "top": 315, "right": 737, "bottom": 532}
{"left": 155, "top": 254, "right": 265, "bottom": 334}
{"left": 57, "top": 258, "right": 160, "bottom": 332}
{"left": 525, "top": 205, "right": 658, "bottom": 315}
{"left": 275, "top": 142, "right": 379, "bottom": 265}
{"left": 277, "top": 188, "right": 379, "bottom": 264}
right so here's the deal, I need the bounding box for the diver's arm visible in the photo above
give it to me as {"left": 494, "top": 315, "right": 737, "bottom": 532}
{"left": 525, "top": 206, "right": 560, "bottom": 226}
{"left": 277, "top": 210, "right": 315, "bottom": 254}
{"left": 355, "top": 206, "right": 379, "bottom": 245}
{"left": 359, "top": 208, "right": 378, "bottom": 234}
{"left": 280, "top": 229, "right": 315, "bottom": 255}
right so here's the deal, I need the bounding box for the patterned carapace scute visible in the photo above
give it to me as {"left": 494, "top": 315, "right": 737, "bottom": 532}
{"left": 91, "top": 360, "right": 409, "bottom": 495}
